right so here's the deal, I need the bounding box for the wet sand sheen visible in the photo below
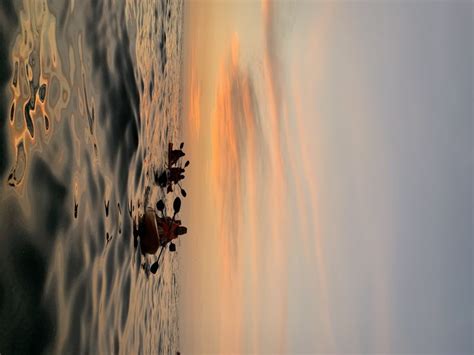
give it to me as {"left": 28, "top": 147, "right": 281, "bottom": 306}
{"left": 0, "top": 0, "right": 184, "bottom": 353}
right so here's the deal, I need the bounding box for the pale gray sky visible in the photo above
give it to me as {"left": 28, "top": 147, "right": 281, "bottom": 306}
{"left": 284, "top": 2, "right": 472, "bottom": 353}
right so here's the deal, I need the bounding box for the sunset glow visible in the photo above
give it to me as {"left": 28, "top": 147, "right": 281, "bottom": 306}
{"left": 0, "top": 1, "right": 469, "bottom": 353}
{"left": 179, "top": 1, "right": 472, "bottom": 353}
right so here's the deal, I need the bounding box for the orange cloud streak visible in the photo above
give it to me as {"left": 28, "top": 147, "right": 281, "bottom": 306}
{"left": 288, "top": 10, "right": 336, "bottom": 347}
{"left": 210, "top": 36, "right": 245, "bottom": 353}
{"left": 188, "top": 48, "right": 201, "bottom": 139}
{"left": 262, "top": 1, "right": 288, "bottom": 350}
{"left": 209, "top": 31, "right": 290, "bottom": 352}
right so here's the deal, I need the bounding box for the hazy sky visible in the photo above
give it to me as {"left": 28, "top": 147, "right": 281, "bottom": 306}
{"left": 179, "top": 1, "right": 472, "bottom": 353}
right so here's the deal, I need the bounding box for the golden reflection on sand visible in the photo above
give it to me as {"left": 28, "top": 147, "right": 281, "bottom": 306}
{"left": 8, "top": 0, "right": 69, "bottom": 189}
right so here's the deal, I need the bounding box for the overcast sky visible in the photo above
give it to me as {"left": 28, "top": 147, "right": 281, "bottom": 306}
{"left": 179, "top": 1, "right": 472, "bottom": 353}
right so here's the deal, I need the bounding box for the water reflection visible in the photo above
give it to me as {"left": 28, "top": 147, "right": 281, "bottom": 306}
{"left": 0, "top": 0, "right": 183, "bottom": 353}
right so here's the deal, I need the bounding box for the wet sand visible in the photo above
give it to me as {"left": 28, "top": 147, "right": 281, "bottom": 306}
{"left": 0, "top": 0, "right": 184, "bottom": 353}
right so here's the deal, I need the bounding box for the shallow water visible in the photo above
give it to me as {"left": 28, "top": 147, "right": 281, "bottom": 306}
{"left": 0, "top": 0, "right": 183, "bottom": 353}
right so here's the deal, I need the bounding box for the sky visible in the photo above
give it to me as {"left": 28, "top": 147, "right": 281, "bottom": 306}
{"left": 178, "top": 1, "right": 472, "bottom": 353}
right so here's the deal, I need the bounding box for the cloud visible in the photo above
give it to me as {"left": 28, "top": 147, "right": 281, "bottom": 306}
{"left": 209, "top": 34, "right": 265, "bottom": 352}
{"left": 187, "top": 48, "right": 201, "bottom": 139}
